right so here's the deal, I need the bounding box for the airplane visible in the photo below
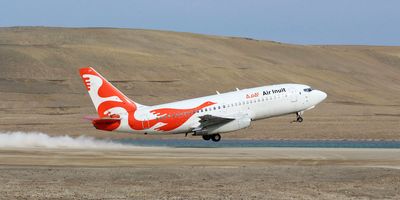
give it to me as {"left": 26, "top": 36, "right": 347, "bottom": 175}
{"left": 79, "top": 67, "right": 327, "bottom": 142}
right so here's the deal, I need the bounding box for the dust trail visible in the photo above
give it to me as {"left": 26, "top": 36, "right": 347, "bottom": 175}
{"left": 0, "top": 132, "right": 134, "bottom": 149}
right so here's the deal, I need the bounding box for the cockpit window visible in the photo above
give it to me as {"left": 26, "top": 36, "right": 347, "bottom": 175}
{"left": 303, "top": 88, "right": 313, "bottom": 92}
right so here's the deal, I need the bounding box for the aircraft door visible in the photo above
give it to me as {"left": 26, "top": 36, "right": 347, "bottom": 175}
{"left": 289, "top": 88, "right": 298, "bottom": 102}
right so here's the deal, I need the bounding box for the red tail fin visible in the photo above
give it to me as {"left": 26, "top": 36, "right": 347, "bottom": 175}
{"left": 79, "top": 67, "right": 141, "bottom": 117}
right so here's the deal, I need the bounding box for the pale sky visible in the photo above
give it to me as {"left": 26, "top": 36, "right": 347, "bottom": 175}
{"left": 1, "top": 0, "right": 399, "bottom": 45}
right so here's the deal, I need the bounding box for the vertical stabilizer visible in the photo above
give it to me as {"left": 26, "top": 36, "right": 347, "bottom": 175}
{"left": 79, "top": 67, "right": 144, "bottom": 117}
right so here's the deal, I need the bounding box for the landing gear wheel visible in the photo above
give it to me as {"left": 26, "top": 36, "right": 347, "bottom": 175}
{"left": 202, "top": 135, "right": 211, "bottom": 141}
{"left": 211, "top": 134, "right": 221, "bottom": 142}
{"left": 297, "top": 116, "right": 303, "bottom": 123}
{"left": 295, "top": 112, "right": 304, "bottom": 123}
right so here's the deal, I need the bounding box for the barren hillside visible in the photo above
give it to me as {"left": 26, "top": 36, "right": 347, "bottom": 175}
{"left": 0, "top": 27, "right": 399, "bottom": 139}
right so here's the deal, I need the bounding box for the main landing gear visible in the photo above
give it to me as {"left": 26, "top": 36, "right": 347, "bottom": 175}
{"left": 295, "top": 111, "right": 304, "bottom": 123}
{"left": 202, "top": 134, "right": 221, "bottom": 142}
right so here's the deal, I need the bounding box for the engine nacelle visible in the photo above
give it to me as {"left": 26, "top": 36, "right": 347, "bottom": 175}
{"left": 192, "top": 129, "right": 209, "bottom": 136}
{"left": 208, "top": 117, "right": 251, "bottom": 134}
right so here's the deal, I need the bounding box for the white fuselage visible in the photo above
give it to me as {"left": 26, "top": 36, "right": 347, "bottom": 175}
{"left": 117, "top": 83, "right": 327, "bottom": 135}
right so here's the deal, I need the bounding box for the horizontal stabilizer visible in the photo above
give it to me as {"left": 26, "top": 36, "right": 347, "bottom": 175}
{"left": 90, "top": 117, "right": 121, "bottom": 131}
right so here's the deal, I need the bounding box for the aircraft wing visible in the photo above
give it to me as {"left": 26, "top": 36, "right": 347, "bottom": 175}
{"left": 191, "top": 113, "right": 251, "bottom": 136}
{"left": 197, "top": 114, "right": 234, "bottom": 128}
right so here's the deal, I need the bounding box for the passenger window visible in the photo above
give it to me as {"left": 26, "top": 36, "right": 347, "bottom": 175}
{"left": 213, "top": 107, "right": 216, "bottom": 110}
{"left": 218, "top": 106, "right": 221, "bottom": 109}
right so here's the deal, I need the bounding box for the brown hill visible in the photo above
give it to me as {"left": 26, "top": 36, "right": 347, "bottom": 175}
{"left": 0, "top": 27, "right": 399, "bottom": 140}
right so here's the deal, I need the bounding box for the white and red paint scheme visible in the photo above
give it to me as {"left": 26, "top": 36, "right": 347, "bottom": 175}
{"left": 80, "top": 67, "right": 327, "bottom": 142}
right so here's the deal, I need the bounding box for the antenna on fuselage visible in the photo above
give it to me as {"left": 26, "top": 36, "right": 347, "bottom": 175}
{"left": 216, "top": 91, "right": 220, "bottom": 94}
{"left": 236, "top": 88, "right": 240, "bottom": 91}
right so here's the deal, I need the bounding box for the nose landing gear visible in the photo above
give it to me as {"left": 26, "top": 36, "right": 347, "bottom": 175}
{"left": 296, "top": 116, "right": 303, "bottom": 122}
{"left": 293, "top": 111, "right": 304, "bottom": 123}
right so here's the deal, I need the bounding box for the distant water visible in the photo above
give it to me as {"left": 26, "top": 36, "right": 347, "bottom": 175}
{"left": 117, "top": 139, "right": 400, "bottom": 148}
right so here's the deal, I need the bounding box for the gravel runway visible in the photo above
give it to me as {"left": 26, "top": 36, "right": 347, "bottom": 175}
{"left": 0, "top": 148, "right": 399, "bottom": 199}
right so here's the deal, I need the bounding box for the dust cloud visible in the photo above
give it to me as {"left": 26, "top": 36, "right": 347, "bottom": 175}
{"left": 0, "top": 132, "right": 134, "bottom": 149}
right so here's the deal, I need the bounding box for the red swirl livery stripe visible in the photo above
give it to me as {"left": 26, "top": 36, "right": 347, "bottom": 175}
{"left": 147, "top": 101, "right": 215, "bottom": 131}
{"left": 79, "top": 67, "right": 215, "bottom": 132}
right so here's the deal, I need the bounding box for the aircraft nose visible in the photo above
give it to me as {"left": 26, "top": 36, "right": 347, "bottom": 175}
{"left": 315, "top": 90, "right": 327, "bottom": 103}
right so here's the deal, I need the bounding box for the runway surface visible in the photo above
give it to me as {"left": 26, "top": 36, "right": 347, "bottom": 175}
{"left": 1, "top": 147, "right": 400, "bottom": 167}
{"left": 0, "top": 147, "right": 399, "bottom": 199}
{"left": 117, "top": 139, "right": 400, "bottom": 148}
